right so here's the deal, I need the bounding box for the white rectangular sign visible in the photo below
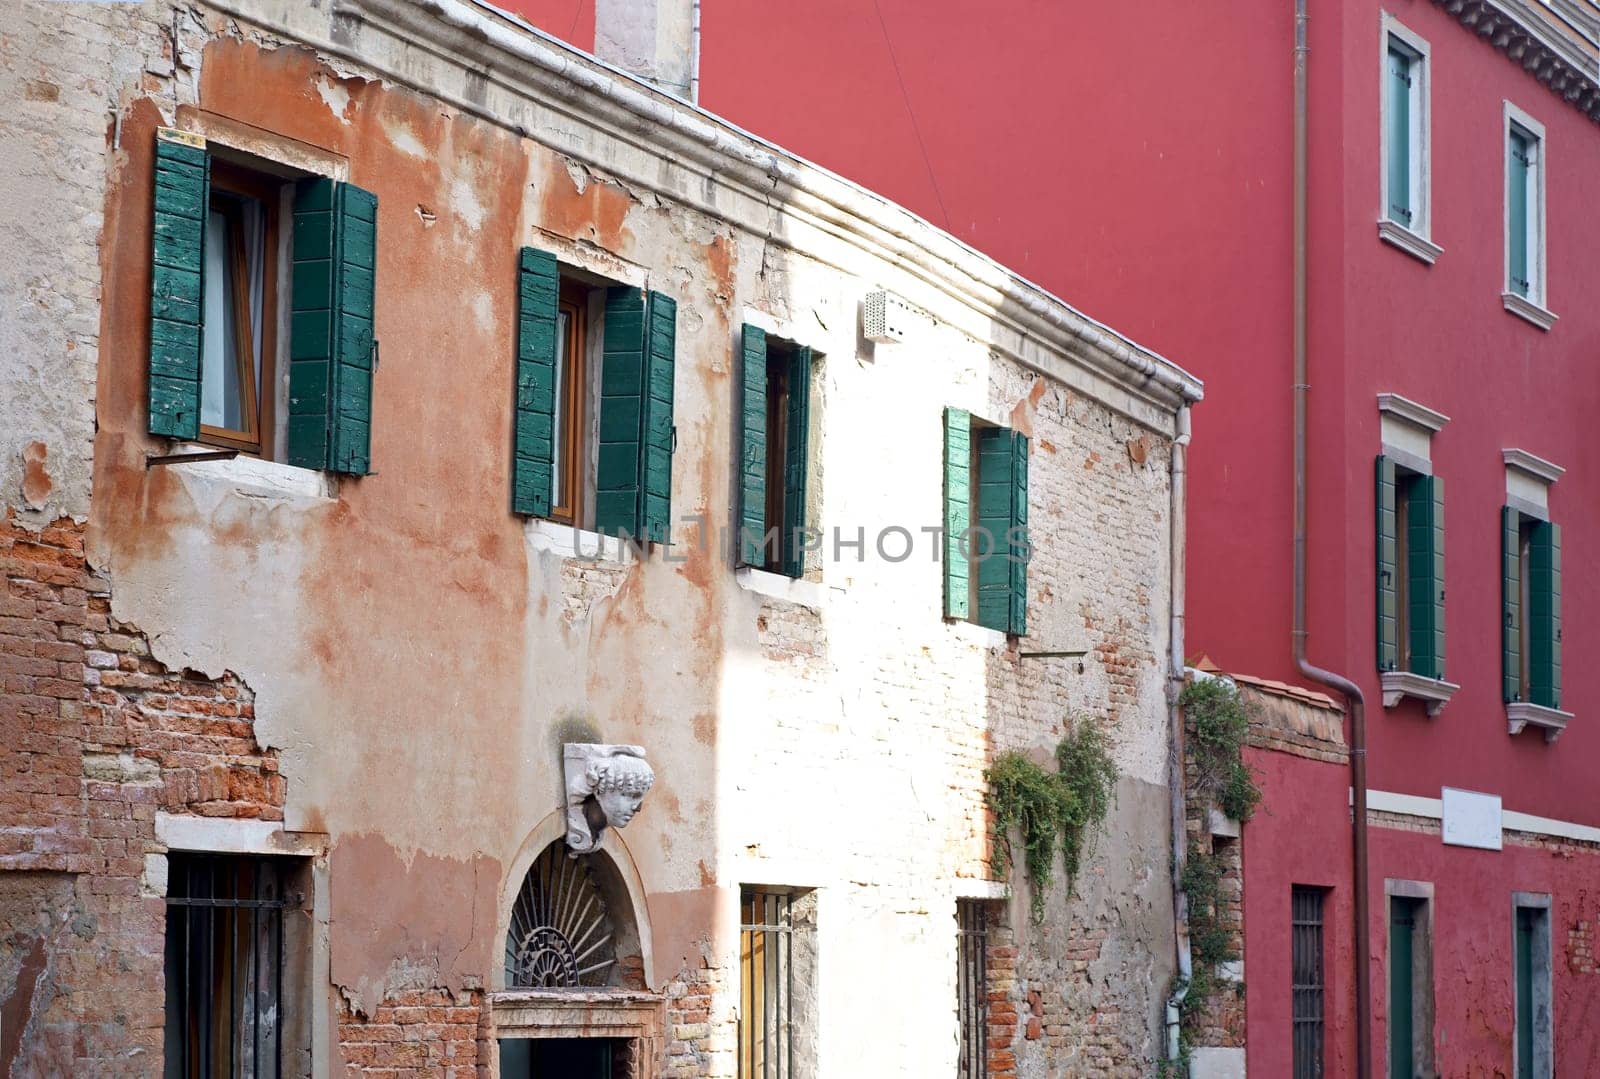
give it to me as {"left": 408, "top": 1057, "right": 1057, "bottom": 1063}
{"left": 1441, "top": 787, "right": 1503, "bottom": 851}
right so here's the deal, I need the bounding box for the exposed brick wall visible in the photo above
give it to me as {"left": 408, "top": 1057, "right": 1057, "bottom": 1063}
{"left": 0, "top": 512, "right": 284, "bottom": 1076}
{"left": 337, "top": 988, "right": 487, "bottom": 1076}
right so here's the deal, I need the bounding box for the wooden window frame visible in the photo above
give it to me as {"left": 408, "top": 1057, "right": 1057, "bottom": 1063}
{"left": 199, "top": 161, "right": 280, "bottom": 457}
{"left": 549, "top": 282, "right": 589, "bottom": 526}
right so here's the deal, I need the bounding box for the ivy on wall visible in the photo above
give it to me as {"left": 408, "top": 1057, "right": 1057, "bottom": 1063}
{"left": 985, "top": 721, "right": 1118, "bottom": 920}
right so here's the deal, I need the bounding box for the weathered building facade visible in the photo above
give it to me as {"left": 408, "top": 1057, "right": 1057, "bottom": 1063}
{"left": 0, "top": 1, "right": 1201, "bottom": 1076}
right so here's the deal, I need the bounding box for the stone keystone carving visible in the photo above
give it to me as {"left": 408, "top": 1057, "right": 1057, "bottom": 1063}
{"left": 563, "top": 744, "right": 656, "bottom": 854}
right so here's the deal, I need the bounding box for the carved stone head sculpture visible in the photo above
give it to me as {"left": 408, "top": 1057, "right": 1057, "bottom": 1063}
{"left": 563, "top": 744, "right": 656, "bottom": 854}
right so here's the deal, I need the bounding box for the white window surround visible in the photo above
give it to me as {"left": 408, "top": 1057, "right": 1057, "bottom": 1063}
{"left": 526, "top": 517, "right": 637, "bottom": 564}
{"left": 734, "top": 566, "right": 830, "bottom": 609}
{"left": 1379, "top": 15, "right": 1440, "bottom": 264}
{"left": 1503, "top": 447, "right": 1562, "bottom": 521}
{"left": 1378, "top": 393, "right": 1448, "bottom": 475}
{"left": 168, "top": 451, "right": 337, "bottom": 500}
{"left": 1507, "top": 700, "right": 1573, "bottom": 742}
{"left": 1503, "top": 101, "right": 1555, "bottom": 329}
{"left": 1380, "top": 670, "right": 1461, "bottom": 716}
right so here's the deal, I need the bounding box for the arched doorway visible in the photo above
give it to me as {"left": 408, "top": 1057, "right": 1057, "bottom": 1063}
{"left": 494, "top": 839, "right": 663, "bottom": 1079}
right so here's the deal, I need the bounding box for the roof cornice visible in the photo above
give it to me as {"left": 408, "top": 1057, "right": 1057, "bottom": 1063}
{"left": 201, "top": 0, "right": 1202, "bottom": 426}
{"left": 1434, "top": 0, "right": 1600, "bottom": 125}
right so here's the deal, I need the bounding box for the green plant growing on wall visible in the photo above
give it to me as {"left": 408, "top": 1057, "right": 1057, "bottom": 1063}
{"left": 985, "top": 721, "right": 1118, "bottom": 919}
{"left": 1180, "top": 677, "right": 1262, "bottom": 823}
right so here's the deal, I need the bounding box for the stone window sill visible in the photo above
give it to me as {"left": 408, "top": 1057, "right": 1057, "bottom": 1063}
{"left": 946, "top": 618, "right": 1010, "bottom": 649}
{"left": 1380, "top": 670, "right": 1460, "bottom": 717}
{"left": 735, "top": 566, "right": 828, "bottom": 608}
{"left": 1377, "top": 219, "right": 1443, "bottom": 265}
{"left": 1503, "top": 291, "right": 1557, "bottom": 331}
{"left": 1507, "top": 701, "right": 1572, "bottom": 743}
{"left": 168, "top": 451, "right": 335, "bottom": 501}
{"left": 526, "top": 519, "right": 635, "bottom": 564}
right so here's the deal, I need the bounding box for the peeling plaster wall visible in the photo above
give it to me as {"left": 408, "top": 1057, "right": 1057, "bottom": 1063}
{"left": 4, "top": 0, "right": 1189, "bottom": 1073}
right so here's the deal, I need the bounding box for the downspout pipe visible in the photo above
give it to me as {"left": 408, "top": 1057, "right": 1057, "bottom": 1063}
{"left": 1164, "top": 405, "right": 1193, "bottom": 1062}
{"left": 1291, "top": 3, "right": 1373, "bottom": 1077}
{"left": 689, "top": 0, "right": 701, "bottom": 104}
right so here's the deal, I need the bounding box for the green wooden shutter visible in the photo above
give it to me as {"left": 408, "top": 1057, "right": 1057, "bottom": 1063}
{"left": 288, "top": 178, "right": 377, "bottom": 474}
{"left": 1508, "top": 131, "right": 1531, "bottom": 297}
{"left": 640, "top": 292, "right": 676, "bottom": 545}
{"left": 1007, "top": 430, "right": 1029, "bottom": 637}
{"left": 780, "top": 346, "right": 812, "bottom": 579}
{"left": 513, "top": 247, "right": 559, "bottom": 516}
{"left": 1375, "top": 456, "right": 1400, "bottom": 672}
{"left": 737, "top": 325, "right": 768, "bottom": 566}
{"left": 148, "top": 129, "right": 208, "bottom": 439}
{"left": 1389, "top": 899, "right": 1417, "bottom": 1079}
{"left": 975, "top": 427, "right": 1016, "bottom": 633}
{"left": 1406, "top": 474, "right": 1445, "bottom": 680}
{"left": 1515, "top": 908, "right": 1536, "bottom": 1079}
{"left": 943, "top": 408, "right": 971, "bottom": 620}
{"left": 1529, "top": 520, "right": 1561, "bottom": 709}
{"left": 1387, "top": 47, "right": 1412, "bottom": 226}
{"left": 594, "top": 287, "right": 675, "bottom": 540}
{"left": 1502, "top": 507, "right": 1523, "bottom": 703}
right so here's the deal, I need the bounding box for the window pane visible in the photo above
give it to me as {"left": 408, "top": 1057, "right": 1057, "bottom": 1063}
{"left": 553, "top": 308, "right": 570, "bottom": 508}
{"left": 201, "top": 209, "right": 242, "bottom": 431}
{"left": 1508, "top": 132, "right": 1530, "bottom": 296}
{"left": 1387, "top": 47, "right": 1412, "bottom": 224}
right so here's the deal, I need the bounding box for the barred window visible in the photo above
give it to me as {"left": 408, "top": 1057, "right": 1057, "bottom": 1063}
{"left": 1291, "top": 885, "right": 1327, "bottom": 1079}
{"left": 956, "top": 900, "right": 989, "bottom": 1079}
{"left": 739, "top": 889, "right": 793, "bottom": 1079}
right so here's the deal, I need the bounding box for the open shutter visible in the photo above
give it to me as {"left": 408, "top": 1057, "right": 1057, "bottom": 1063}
{"left": 148, "top": 129, "right": 208, "bottom": 439}
{"left": 737, "top": 325, "right": 768, "bottom": 566}
{"left": 289, "top": 178, "right": 377, "bottom": 474}
{"left": 1406, "top": 473, "right": 1445, "bottom": 679}
{"left": 1387, "top": 48, "right": 1412, "bottom": 225}
{"left": 1508, "top": 132, "right": 1531, "bottom": 297}
{"left": 1375, "top": 456, "right": 1400, "bottom": 672}
{"left": 640, "top": 293, "right": 676, "bottom": 545}
{"left": 1503, "top": 507, "right": 1523, "bottom": 702}
{"left": 943, "top": 408, "right": 971, "bottom": 620}
{"left": 1007, "top": 430, "right": 1029, "bottom": 636}
{"left": 780, "top": 346, "right": 812, "bottom": 579}
{"left": 513, "top": 247, "right": 559, "bottom": 516}
{"left": 1529, "top": 521, "right": 1561, "bottom": 709}
{"left": 975, "top": 427, "right": 1016, "bottom": 633}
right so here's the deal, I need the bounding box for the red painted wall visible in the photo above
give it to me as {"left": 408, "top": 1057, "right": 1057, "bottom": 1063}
{"left": 496, "top": 0, "right": 595, "bottom": 52}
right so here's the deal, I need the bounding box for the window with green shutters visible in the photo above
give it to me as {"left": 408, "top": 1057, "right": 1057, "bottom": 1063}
{"left": 735, "top": 325, "right": 813, "bottom": 578}
{"left": 944, "top": 408, "right": 1028, "bottom": 635}
{"left": 1375, "top": 456, "right": 1445, "bottom": 680}
{"left": 1504, "top": 508, "right": 1562, "bottom": 710}
{"left": 1508, "top": 129, "right": 1532, "bottom": 297}
{"left": 1381, "top": 22, "right": 1430, "bottom": 241}
{"left": 146, "top": 128, "right": 377, "bottom": 474}
{"left": 1503, "top": 106, "right": 1546, "bottom": 308}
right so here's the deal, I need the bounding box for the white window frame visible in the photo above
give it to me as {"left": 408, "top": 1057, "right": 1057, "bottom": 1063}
{"left": 1502, "top": 101, "right": 1555, "bottom": 329}
{"left": 1378, "top": 15, "right": 1440, "bottom": 263}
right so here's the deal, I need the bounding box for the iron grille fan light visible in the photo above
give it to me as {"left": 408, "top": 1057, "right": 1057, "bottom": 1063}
{"left": 505, "top": 842, "right": 617, "bottom": 988}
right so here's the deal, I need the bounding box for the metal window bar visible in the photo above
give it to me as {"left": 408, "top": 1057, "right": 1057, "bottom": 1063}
{"left": 165, "top": 853, "right": 295, "bottom": 1079}
{"left": 1291, "top": 886, "right": 1326, "bottom": 1079}
{"left": 956, "top": 901, "right": 989, "bottom": 1079}
{"left": 739, "top": 890, "right": 793, "bottom": 1079}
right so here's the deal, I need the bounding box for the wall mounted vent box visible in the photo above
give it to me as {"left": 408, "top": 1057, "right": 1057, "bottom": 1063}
{"left": 863, "top": 289, "right": 912, "bottom": 344}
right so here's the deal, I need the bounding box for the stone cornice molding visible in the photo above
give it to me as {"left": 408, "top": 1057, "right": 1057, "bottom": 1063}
{"left": 1502, "top": 447, "right": 1566, "bottom": 484}
{"left": 1377, "top": 393, "right": 1451, "bottom": 433}
{"left": 201, "top": 0, "right": 1203, "bottom": 431}
{"left": 1434, "top": 0, "right": 1600, "bottom": 124}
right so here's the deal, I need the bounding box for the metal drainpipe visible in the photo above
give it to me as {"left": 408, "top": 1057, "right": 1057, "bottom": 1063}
{"left": 1164, "top": 404, "right": 1193, "bottom": 1063}
{"left": 688, "top": 0, "right": 702, "bottom": 104}
{"left": 1292, "top": 2, "right": 1373, "bottom": 1076}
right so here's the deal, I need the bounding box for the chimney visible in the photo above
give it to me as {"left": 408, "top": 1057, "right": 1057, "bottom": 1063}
{"left": 593, "top": 0, "right": 697, "bottom": 102}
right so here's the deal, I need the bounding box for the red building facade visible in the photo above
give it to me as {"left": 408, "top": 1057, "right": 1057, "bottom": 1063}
{"left": 503, "top": 1, "right": 1600, "bottom": 1073}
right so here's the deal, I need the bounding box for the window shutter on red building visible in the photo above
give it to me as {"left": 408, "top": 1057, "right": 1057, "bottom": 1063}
{"left": 1375, "top": 456, "right": 1400, "bottom": 671}
{"left": 512, "top": 247, "right": 559, "bottom": 516}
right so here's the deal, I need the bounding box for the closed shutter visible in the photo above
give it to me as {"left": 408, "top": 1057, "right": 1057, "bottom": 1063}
{"left": 512, "top": 247, "right": 559, "bottom": 516}
{"left": 1503, "top": 507, "right": 1523, "bottom": 703}
{"left": 148, "top": 129, "right": 209, "bottom": 439}
{"left": 736, "top": 325, "right": 768, "bottom": 566}
{"left": 1508, "top": 132, "right": 1531, "bottom": 297}
{"left": 288, "top": 178, "right": 378, "bottom": 474}
{"left": 975, "top": 427, "right": 1017, "bottom": 634}
{"left": 943, "top": 408, "right": 971, "bottom": 620}
{"left": 640, "top": 292, "right": 676, "bottom": 545}
{"left": 1406, "top": 473, "right": 1445, "bottom": 680}
{"left": 1008, "top": 431, "right": 1029, "bottom": 636}
{"left": 595, "top": 288, "right": 675, "bottom": 542}
{"left": 780, "top": 346, "right": 812, "bottom": 579}
{"left": 1529, "top": 521, "right": 1561, "bottom": 709}
{"left": 1375, "top": 456, "right": 1400, "bottom": 671}
{"left": 1387, "top": 47, "right": 1412, "bottom": 225}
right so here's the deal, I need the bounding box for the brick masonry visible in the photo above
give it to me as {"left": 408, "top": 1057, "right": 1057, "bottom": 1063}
{"left": 0, "top": 510, "right": 283, "bottom": 1076}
